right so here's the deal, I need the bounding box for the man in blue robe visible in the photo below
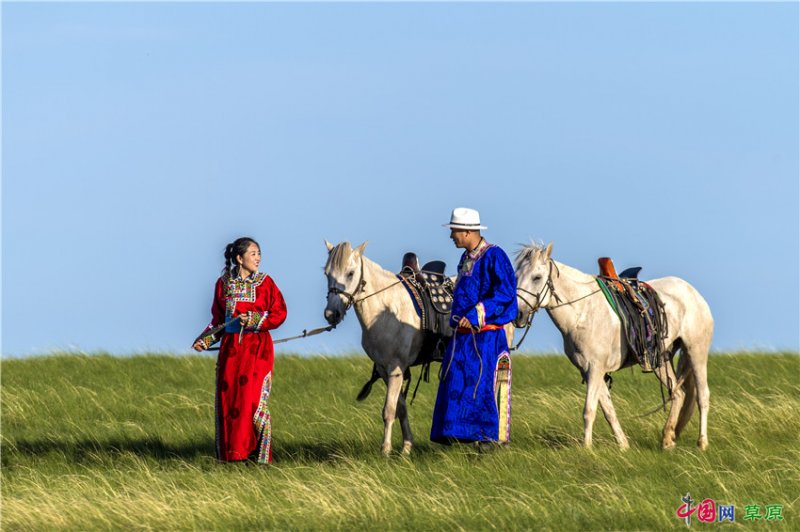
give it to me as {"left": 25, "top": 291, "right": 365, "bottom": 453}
{"left": 431, "top": 207, "right": 518, "bottom": 445}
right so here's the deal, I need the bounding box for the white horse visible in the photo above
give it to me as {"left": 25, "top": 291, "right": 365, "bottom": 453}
{"left": 514, "top": 242, "right": 713, "bottom": 450}
{"left": 323, "top": 240, "right": 427, "bottom": 455}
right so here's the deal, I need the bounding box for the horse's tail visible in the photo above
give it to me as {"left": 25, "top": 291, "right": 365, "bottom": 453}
{"left": 356, "top": 364, "right": 381, "bottom": 401}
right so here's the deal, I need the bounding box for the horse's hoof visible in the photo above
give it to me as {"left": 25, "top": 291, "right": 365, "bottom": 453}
{"left": 662, "top": 440, "right": 677, "bottom": 451}
{"left": 697, "top": 437, "right": 708, "bottom": 451}
{"left": 619, "top": 441, "right": 630, "bottom": 451}
{"left": 401, "top": 442, "right": 413, "bottom": 455}
{"left": 381, "top": 444, "right": 392, "bottom": 456}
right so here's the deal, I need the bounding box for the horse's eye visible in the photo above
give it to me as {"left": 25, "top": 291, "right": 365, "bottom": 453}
{"left": 347, "top": 271, "right": 354, "bottom": 279}
{"left": 533, "top": 275, "right": 542, "bottom": 282}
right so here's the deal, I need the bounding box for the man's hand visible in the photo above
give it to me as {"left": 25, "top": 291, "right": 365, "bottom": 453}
{"left": 458, "top": 316, "right": 475, "bottom": 330}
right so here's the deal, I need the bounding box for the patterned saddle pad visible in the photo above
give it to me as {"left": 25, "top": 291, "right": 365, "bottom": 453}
{"left": 398, "top": 256, "right": 454, "bottom": 339}
{"left": 597, "top": 267, "right": 668, "bottom": 371}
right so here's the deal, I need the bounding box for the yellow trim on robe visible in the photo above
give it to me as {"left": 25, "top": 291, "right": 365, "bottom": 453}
{"left": 476, "top": 302, "right": 486, "bottom": 329}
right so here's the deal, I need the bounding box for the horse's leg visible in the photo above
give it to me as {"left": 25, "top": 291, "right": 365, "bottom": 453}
{"left": 657, "top": 349, "right": 684, "bottom": 450}
{"left": 381, "top": 364, "right": 404, "bottom": 456}
{"left": 582, "top": 366, "right": 604, "bottom": 449}
{"left": 396, "top": 390, "right": 413, "bottom": 455}
{"left": 688, "top": 346, "right": 711, "bottom": 451}
{"left": 597, "top": 382, "right": 629, "bottom": 450}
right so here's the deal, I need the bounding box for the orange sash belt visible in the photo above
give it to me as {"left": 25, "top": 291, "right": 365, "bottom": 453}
{"left": 457, "top": 324, "right": 504, "bottom": 334}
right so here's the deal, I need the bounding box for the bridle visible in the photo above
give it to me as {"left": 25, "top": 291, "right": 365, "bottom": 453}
{"left": 327, "top": 256, "right": 367, "bottom": 312}
{"left": 516, "top": 259, "right": 561, "bottom": 318}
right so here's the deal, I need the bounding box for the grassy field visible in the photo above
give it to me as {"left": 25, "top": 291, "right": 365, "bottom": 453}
{"left": 2, "top": 352, "right": 798, "bottom": 530}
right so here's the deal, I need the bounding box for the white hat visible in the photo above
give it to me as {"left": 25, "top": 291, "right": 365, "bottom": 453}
{"left": 443, "top": 207, "right": 487, "bottom": 230}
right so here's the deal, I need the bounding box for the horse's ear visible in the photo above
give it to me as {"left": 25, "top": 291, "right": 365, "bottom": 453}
{"left": 325, "top": 240, "right": 334, "bottom": 252}
{"left": 545, "top": 242, "right": 554, "bottom": 260}
{"left": 355, "top": 241, "right": 368, "bottom": 255}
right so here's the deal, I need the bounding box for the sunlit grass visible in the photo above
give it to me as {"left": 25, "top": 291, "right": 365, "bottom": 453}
{"left": 2, "top": 353, "right": 798, "bottom": 529}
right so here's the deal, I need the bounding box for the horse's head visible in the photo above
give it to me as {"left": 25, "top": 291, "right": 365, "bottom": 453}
{"left": 513, "top": 242, "right": 554, "bottom": 327}
{"left": 323, "top": 240, "right": 368, "bottom": 325}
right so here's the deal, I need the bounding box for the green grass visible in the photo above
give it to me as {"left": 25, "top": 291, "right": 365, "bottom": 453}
{"left": 2, "top": 352, "right": 798, "bottom": 530}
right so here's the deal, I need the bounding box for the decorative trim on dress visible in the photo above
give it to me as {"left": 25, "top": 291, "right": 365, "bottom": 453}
{"left": 253, "top": 371, "right": 273, "bottom": 464}
{"left": 245, "top": 311, "right": 267, "bottom": 331}
{"left": 225, "top": 272, "right": 268, "bottom": 317}
{"left": 199, "top": 333, "right": 216, "bottom": 349}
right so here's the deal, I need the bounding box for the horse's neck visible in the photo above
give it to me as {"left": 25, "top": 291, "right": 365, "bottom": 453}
{"left": 546, "top": 260, "right": 601, "bottom": 329}
{"left": 354, "top": 256, "right": 414, "bottom": 330}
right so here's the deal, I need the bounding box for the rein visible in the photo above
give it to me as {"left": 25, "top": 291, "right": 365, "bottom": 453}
{"left": 509, "top": 313, "right": 534, "bottom": 352}
{"left": 549, "top": 287, "right": 603, "bottom": 309}
{"left": 204, "top": 323, "right": 335, "bottom": 351}
{"left": 272, "top": 325, "right": 335, "bottom": 344}
{"left": 440, "top": 315, "right": 484, "bottom": 400}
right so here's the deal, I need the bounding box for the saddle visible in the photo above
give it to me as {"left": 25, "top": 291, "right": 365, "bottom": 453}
{"left": 597, "top": 257, "right": 668, "bottom": 372}
{"left": 398, "top": 252, "right": 455, "bottom": 365}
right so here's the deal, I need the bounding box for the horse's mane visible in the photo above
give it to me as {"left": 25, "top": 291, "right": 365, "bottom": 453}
{"left": 514, "top": 241, "right": 547, "bottom": 269}
{"left": 325, "top": 241, "right": 354, "bottom": 273}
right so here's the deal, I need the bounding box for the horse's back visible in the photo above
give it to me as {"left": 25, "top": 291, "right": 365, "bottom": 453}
{"left": 646, "top": 276, "right": 713, "bottom": 348}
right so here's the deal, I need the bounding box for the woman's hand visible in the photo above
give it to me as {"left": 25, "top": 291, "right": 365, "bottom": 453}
{"left": 192, "top": 339, "right": 207, "bottom": 352}
{"left": 238, "top": 312, "right": 251, "bottom": 326}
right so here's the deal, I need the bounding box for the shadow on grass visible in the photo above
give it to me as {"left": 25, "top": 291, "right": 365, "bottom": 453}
{"left": 4, "top": 436, "right": 448, "bottom": 467}
{"left": 5, "top": 437, "right": 215, "bottom": 465}
{"left": 10, "top": 433, "right": 660, "bottom": 467}
{"left": 273, "top": 438, "right": 446, "bottom": 463}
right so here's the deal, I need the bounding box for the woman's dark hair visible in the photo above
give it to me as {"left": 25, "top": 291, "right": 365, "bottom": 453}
{"left": 223, "top": 237, "right": 260, "bottom": 278}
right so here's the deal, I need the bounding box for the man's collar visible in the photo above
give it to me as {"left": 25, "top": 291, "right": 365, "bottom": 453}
{"left": 467, "top": 238, "right": 489, "bottom": 258}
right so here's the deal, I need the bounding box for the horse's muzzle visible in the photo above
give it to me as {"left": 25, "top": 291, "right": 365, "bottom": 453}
{"left": 513, "top": 311, "right": 530, "bottom": 328}
{"left": 324, "top": 308, "right": 342, "bottom": 325}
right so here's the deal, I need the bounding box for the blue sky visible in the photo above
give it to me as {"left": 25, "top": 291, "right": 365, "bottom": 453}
{"left": 2, "top": 2, "right": 798, "bottom": 357}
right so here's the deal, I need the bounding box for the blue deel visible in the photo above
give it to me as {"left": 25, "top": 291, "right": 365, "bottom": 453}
{"left": 431, "top": 241, "right": 518, "bottom": 443}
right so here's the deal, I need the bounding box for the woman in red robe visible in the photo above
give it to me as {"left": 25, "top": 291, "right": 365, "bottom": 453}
{"left": 193, "top": 237, "right": 287, "bottom": 464}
